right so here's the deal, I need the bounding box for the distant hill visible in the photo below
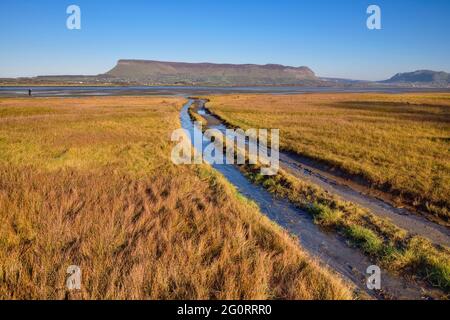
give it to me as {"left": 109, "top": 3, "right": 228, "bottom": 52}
{"left": 382, "top": 70, "right": 450, "bottom": 85}
{"left": 102, "top": 60, "right": 320, "bottom": 85}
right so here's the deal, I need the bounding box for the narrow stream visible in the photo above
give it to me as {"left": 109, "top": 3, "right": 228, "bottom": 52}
{"left": 180, "top": 99, "right": 442, "bottom": 300}
{"left": 199, "top": 101, "right": 450, "bottom": 246}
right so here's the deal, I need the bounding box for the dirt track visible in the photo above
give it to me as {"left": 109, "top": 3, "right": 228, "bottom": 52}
{"left": 199, "top": 100, "right": 450, "bottom": 248}
{"left": 184, "top": 99, "right": 447, "bottom": 300}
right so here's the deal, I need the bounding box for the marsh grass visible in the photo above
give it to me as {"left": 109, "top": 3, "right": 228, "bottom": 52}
{"left": 0, "top": 96, "right": 352, "bottom": 300}
{"left": 187, "top": 100, "right": 450, "bottom": 292}
{"left": 240, "top": 163, "right": 450, "bottom": 292}
{"left": 206, "top": 93, "right": 450, "bottom": 223}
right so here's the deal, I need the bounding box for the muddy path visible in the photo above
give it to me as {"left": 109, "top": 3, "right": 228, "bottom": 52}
{"left": 196, "top": 100, "right": 450, "bottom": 248}
{"left": 180, "top": 99, "right": 444, "bottom": 300}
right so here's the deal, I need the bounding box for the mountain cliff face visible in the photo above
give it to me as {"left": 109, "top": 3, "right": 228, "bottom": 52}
{"left": 103, "top": 60, "right": 318, "bottom": 85}
{"left": 383, "top": 70, "right": 450, "bottom": 85}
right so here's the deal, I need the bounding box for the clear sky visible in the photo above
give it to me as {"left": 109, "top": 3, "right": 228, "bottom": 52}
{"left": 0, "top": 0, "right": 449, "bottom": 80}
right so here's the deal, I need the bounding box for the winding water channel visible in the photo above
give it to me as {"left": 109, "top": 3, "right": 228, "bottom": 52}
{"left": 180, "top": 99, "right": 445, "bottom": 300}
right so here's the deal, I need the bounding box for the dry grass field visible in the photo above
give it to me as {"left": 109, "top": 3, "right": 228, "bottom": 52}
{"left": 0, "top": 96, "right": 351, "bottom": 300}
{"left": 206, "top": 93, "right": 450, "bottom": 222}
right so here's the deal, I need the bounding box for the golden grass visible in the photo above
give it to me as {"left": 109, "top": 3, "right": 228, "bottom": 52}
{"left": 239, "top": 163, "right": 450, "bottom": 292}
{"left": 206, "top": 93, "right": 450, "bottom": 222}
{"left": 189, "top": 98, "right": 450, "bottom": 292}
{"left": 0, "top": 96, "right": 351, "bottom": 300}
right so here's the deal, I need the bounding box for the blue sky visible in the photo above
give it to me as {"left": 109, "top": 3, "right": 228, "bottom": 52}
{"left": 0, "top": 0, "right": 449, "bottom": 80}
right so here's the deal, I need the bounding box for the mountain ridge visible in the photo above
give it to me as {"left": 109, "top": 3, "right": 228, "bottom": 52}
{"left": 382, "top": 70, "right": 450, "bottom": 85}
{"left": 1, "top": 61, "right": 449, "bottom": 88}
{"left": 103, "top": 59, "right": 319, "bottom": 85}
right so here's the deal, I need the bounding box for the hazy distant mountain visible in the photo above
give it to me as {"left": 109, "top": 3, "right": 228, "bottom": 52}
{"left": 319, "top": 77, "right": 368, "bottom": 84}
{"left": 382, "top": 70, "right": 450, "bottom": 85}
{"left": 102, "top": 60, "right": 320, "bottom": 85}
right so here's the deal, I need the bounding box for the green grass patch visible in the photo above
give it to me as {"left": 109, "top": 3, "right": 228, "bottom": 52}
{"left": 239, "top": 162, "right": 450, "bottom": 293}
{"left": 345, "top": 225, "right": 384, "bottom": 256}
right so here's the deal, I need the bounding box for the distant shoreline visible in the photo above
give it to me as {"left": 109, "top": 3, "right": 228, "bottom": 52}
{"left": 1, "top": 83, "right": 449, "bottom": 89}
{"left": 1, "top": 85, "right": 450, "bottom": 98}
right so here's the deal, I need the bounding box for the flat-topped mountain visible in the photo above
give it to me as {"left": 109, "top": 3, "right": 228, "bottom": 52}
{"left": 3, "top": 63, "right": 449, "bottom": 88}
{"left": 102, "top": 59, "right": 319, "bottom": 85}
{"left": 383, "top": 70, "right": 450, "bottom": 85}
